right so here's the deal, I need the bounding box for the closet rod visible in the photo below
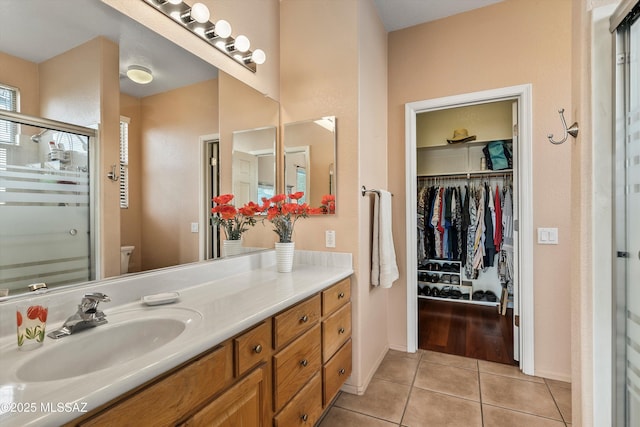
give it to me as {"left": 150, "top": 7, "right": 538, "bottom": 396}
{"left": 418, "top": 171, "right": 512, "bottom": 180}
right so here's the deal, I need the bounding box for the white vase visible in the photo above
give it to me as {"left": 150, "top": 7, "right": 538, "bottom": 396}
{"left": 275, "top": 242, "right": 295, "bottom": 273}
{"left": 223, "top": 239, "right": 244, "bottom": 257}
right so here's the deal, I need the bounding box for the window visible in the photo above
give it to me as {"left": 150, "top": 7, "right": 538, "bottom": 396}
{"left": 119, "top": 117, "right": 130, "bottom": 208}
{"left": 0, "top": 84, "right": 19, "bottom": 145}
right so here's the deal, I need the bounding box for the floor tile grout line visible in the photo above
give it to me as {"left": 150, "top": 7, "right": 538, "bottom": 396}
{"left": 397, "top": 349, "right": 424, "bottom": 425}
{"left": 477, "top": 360, "right": 486, "bottom": 426}
{"left": 544, "top": 377, "right": 569, "bottom": 425}
{"left": 481, "top": 402, "right": 568, "bottom": 424}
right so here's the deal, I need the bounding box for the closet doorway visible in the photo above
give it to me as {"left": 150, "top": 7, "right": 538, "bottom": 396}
{"left": 405, "top": 85, "right": 534, "bottom": 374}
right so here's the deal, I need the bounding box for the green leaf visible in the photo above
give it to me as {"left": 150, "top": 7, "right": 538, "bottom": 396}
{"left": 25, "top": 327, "right": 36, "bottom": 340}
{"left": 17, "top": 334, "right": 24, "bottom": 346}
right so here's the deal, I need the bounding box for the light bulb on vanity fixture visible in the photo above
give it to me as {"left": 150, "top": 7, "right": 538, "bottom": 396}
{"left": 244, "top": 48, "right": 266, "bottom": 65}
{"left": 226, "top": 34, "right": 250, "bottom": 53}
{"left": 180, "top": 2, "right": 210, "bottom": 24}
{"left": 126, "top": 65, "right": 153, "bottom": 84}
{"left": 205, "top": 19, "right": 232, "bottom": 39}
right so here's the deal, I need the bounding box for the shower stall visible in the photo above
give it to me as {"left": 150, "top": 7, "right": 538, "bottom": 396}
{"left": 0, "top": 111, "right": 95, "bottom": 294}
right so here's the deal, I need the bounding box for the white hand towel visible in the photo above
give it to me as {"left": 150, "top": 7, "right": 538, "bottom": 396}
{"left": 371, "top": 190, "right": 399, "bottom": 288}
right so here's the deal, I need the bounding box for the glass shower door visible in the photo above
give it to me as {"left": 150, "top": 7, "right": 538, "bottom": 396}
{"left": 0, "top": 117, "right": 93, "bottom": 294}
{"left": 616, "top": 9, "right": 640, "bottom": 426}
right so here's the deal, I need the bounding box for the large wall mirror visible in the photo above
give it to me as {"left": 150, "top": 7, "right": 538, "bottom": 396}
{"left": 283, "top": 117, "right": 336, "bottom": 210}
{"left": 0, "top": 0, "right": 278, "bottom": 297}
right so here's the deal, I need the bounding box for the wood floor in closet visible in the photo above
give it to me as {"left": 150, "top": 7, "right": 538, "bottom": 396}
{"left": 418, "top": 298, "right": 516, "bottom": 365}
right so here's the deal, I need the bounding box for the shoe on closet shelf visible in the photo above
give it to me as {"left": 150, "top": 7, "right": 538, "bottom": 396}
{"left": 461, "top": 293, "right": 470, "bottom": 300}
{"left": 432, "top": 287, "right": 440, "bottom": 297}
{"left": 472, "top": 290, "right": 486, "bottom": 301}
{"left": 424, "top": 286, "right": 432, "bottom": 296}
{"left": 440, "top": 274, "right": 451, "bottom": 284}
{"left": 449, "top": 289, "right": 462, "bottom": 299}
{"left": 484, "top": 291, "right": 498, "bottom": 302}
{"left": 450, "top": 275, "right": 460, "bottom": 285}
{"left": 430, "top": 274, "right": 439, "bottom": 284}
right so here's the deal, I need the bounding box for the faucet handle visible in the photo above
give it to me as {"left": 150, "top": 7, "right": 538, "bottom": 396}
{"left": 80, "top": 292, "right": 110, "bottom": 314}
{"left": 83, "top": 292, "right": 111, "bottom": 302}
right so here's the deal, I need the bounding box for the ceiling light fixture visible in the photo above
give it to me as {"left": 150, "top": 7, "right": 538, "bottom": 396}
{"left": 126, "top": 65, "right": 153, "bottom": 84}
{"left": 143, "top": 0, "right": 266, "bottom": 72}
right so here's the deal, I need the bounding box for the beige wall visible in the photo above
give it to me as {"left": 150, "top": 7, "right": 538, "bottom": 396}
{"left": 387, "top": 0, "right": 573, "bottom": 381}
{"left": 120, "top": 94, "right": 143, "bottom": 273}
{"left": 139, "top": 79, "right": 218, "bottom": 271}
{"left": 0, "top": 52, "right": 39, "bottom": 116}
{"left": 40, "top": 37, "right": 121, "bottom": 278}
{"left": 280, "top": 0, "right": 389, "bottom": 393}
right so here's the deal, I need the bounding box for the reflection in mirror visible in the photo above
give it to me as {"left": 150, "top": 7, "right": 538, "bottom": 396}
{"left": 232, "top": 127, "right": 276, "bottom": 206}
{"left": 0, "top": 1, "right": 278, "bottom": 297}
{"left": 283, "top": 117, "right": 336, "bottom": 211}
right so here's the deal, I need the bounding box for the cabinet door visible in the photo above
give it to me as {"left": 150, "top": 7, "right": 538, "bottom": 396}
{"left": 79, "top": 344, "right": 232, "bottom": 427}
{"left": 182, "top": 366, "right": 266, "bottom": 427}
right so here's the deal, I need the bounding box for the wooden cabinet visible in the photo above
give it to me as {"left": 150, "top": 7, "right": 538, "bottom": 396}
{"left": 69, "top": 277, "right": 351, "bottom": 427}
{"left": 323, "top": 339, "right": 352, "bottom": 406}
{"left": 180, "top": 366, "right": 266, "bottom": 427}
{"left": 273, "top": 372, "right": 323, "bottom": 427}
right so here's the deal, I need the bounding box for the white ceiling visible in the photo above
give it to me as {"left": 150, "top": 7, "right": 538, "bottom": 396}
{"left": 373, "top": 0, "right": 504, "bottom": 32}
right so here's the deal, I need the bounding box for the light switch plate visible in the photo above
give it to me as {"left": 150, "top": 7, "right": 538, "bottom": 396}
{"left": 325, "top": 230, "right": 336, "bottom": 248}
{"left": 537, "top": 227, "right": 558, "bottom": 244}
{"left": 190, "top": 222, "right": 199, "bottom": 233}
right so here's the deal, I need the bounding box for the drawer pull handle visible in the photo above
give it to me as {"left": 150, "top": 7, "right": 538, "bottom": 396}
{"left": 338, "top": 292, "right": 345, "bottom": 299}
{"left": 338, "top": 327, "right": 345, "bottom": 334}
{"left": 301, "top": 414, "right": 309, "bottom": 422}
{"left": 300, "top": 359, "right": 308, "bottom": 367}
{"left": 339, "top": 368, "right": 346, "bottom": 375}
{"left": 300, "top": 315, "right": 309, "bottom": 323}
{"left": 253, "top": 344, "right": 262, "bottom": 354}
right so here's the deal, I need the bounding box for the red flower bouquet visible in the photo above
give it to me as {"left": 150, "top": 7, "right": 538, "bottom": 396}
{"left": 261, "top": 192, "right": 321, "bottom": 243}
{"left": 211, "top": 194, "right": 261, "bottom": 240}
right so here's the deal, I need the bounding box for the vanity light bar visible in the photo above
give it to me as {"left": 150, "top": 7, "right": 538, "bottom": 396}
{"left": 142, "top": 0, "right": 265, "bottom": 72}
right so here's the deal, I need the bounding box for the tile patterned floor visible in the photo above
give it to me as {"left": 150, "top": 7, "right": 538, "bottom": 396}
{"left": 319, "top": 349, "right": 572, "bottom": 427}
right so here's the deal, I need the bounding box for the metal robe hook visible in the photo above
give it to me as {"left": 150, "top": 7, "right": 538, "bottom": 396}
{"left": 107, "top": 164, "right": 120, "bottom": 182}
{"left": 548, "top": 108, "right": 579, "bottom": 145}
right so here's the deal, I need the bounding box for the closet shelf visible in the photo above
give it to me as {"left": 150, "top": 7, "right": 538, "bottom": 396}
{"left": 417, "top": 295, "right": 499, "bottom": 306}
{"left": 417, "top": 138, "right": 513, "bottom": 151}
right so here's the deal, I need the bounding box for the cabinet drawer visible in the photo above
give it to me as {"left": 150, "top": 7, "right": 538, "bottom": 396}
{"left": 273, "top": 295, "right": 320, "bottom": 349}
{"left": 181, "top": 365, "right": 265, "bottom": 427}
{"left": 234, "top": 321, "right": 270, "bottom": 377}
{"left": 323, "top": 339, "right": 352, "bottom": 407}
{"left": 79, "top": 343, "right": 233, "bottom": 427}
{"left": 273, "top": 372, "right": 322, "bottom": 427}
{"left": 322, "top": 301, "right": 351, "bottom": 362}
{"left": 322, "top": 278, "right": 350, "bottom": 316}
{"left": 273, "top": 324, "right": 321, "bottom": 411}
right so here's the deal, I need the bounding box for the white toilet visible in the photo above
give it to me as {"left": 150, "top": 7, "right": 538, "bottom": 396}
{"left": 120, "top": 246, "right": 135, "bottom": 274}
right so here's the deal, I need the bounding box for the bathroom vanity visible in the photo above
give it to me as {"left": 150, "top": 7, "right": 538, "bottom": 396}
{"left": 0, "top": 250, "right": 353, "bottom": 427}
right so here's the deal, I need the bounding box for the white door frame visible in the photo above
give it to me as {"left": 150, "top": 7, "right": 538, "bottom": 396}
{"left": 404, "top": 84, "right": 535, "bottom": 375}
{"left": 199, "top": 133, "right": 220, "bottom": 261}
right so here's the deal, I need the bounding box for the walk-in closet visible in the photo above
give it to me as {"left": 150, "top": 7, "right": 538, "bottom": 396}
{"left": 414, "top": 99, "right": 519, "bottom": 365}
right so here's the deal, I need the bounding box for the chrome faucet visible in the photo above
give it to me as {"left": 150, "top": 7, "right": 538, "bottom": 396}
{"left": 47, "top": 292, "right": 111, "bottom": 339}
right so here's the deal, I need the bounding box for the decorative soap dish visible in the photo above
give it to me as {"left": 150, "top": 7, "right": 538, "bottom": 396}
{"left": 141, "top": 292, "right": 180, "bottom": 306}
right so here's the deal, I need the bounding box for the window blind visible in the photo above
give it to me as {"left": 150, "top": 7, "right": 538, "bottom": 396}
{"left": 0, "top": 85, "right": 18, "bottom": 144}
{"left": 119, "top": 117, "right": 130, "bottom": 209}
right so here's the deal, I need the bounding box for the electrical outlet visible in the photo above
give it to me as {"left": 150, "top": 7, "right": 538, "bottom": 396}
{"left": 325, "top": 230, "right": 336, "bottom": 248}
{"left": 191, "top": 222, "right": 199, "bottom": 233}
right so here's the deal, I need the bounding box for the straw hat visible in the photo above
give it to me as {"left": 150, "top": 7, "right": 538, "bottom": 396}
{"left": 447, "top": 128, "right": 476, "bottom": 144}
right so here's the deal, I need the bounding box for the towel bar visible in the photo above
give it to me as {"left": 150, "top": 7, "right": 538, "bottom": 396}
{"left": 361, "top": 186, "right": 393, "bottom": 197}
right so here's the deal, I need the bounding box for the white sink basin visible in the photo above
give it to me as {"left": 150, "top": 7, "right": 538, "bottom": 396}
{"left": 15, "top": 307, "right": 202, "bottom": 382}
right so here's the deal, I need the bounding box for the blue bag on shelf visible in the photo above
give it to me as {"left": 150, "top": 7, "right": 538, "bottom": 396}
{"left": 482, "top": 140, "right": 512, "bottom": 170}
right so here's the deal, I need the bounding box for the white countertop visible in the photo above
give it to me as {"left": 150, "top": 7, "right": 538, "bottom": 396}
{"left": 0, "top": 250, "right": 353, "bottom": 427}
